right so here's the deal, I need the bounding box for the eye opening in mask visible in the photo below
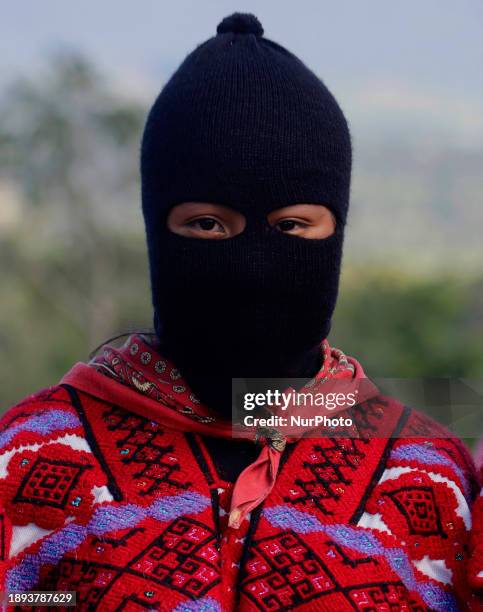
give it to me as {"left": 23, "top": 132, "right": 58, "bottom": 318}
{"left": 166, "top": 202, "right": 246, "bottom": 240}
{"left": 266, "top": 204, "right": 336, "bottom": 239}
{"left": 167, "top": 202, "right": 337, "bottom": 240}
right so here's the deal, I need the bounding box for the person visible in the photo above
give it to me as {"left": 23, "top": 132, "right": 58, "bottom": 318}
{"left": 0, "top": 13, "right": 480, "bottom": 611}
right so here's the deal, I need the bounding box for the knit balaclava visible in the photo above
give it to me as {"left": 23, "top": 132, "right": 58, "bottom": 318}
{"left": 141, "top": 13, "right": 352, "bottom": 414}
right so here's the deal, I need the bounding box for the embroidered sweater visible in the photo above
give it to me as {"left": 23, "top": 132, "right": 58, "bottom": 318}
{"left": 0, "top": 382, "right": 481, "bottom": 610}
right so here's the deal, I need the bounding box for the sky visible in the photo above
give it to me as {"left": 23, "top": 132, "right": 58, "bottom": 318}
{"left": 2, "top": 1, "right": 483, "bottom": 148}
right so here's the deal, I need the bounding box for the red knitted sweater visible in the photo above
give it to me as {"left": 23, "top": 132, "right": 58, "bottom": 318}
{"left": 0, "top": 367, "right": 481, "bottom": 610}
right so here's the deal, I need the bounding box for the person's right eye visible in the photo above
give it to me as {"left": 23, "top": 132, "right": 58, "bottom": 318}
{"left": 185, "top": 217, "right": 227, "bottom": 236}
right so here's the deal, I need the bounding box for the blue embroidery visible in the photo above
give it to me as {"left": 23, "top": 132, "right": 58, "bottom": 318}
{"left": 173, "top": 596, "right": 221, "bottom": 612}
{"left": 263, "top": 506, "right": 321, "bottom": 534}
{"left": 0, "top": 409, "right": 80, "bottom": 449}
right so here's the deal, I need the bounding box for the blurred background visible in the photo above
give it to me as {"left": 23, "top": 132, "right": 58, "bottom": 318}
{"left": 1, "top": 1, "right": 483, "bottom": 421}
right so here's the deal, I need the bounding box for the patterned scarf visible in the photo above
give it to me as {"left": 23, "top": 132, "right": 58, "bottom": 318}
{"left": 61, "top": 334, "right": 373, "bottom": 528}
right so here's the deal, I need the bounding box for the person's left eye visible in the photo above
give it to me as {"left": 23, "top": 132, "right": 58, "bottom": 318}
{"left": 274, "top": 219, "right": 308, "bottom": 233}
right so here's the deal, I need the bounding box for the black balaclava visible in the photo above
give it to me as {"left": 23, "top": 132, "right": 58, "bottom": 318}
{"left": 141, "top": 13, "right": 352, "bottom": 415}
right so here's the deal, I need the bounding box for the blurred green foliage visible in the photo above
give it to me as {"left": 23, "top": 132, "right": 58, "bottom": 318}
{"left": 0, "top": 53, "right": 482, "bottom": 438}
{"left": 333, "top": 269, "right": 483, "bottom": 379}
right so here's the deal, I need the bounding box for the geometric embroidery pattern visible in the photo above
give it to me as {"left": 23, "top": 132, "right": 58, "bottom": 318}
{"left": 102, "top": 407, "right": 190, "bottom": 496}
{"left": 43, "top": 517, "right": 220, "bottom": 605}
{"left": 43, "top": 558, "right": 119, "bottom": 608}
{"left": 130, "top": 517, "right": 219, "bottom": 598}
{"left": 241, "top": 528, "right": 432, "bottom": 611}
{"left": 387, "top": 486, "right": 445, "bottom": 537}
{"left": 284, "top": 439, "right": 367, "bottom": 515}
{"left": 242, "top": 532, "right": 336, "bottom": 610}
{"left": 13, "top": 458, "right": 90, "bottom": 508}
{"left": 347, "top": 582, "right": 425, "bottom": 610}
{"left": 242, "top": 531, "right": 427, "bottom": 612}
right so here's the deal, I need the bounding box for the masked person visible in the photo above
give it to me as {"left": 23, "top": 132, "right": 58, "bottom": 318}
{"left": 1, "top": 14, "right": 481, "bottom": 611}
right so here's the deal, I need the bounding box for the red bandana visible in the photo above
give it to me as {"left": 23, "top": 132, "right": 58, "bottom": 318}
{"left": 61, "top": 334, "right": 372, "bottom": 528}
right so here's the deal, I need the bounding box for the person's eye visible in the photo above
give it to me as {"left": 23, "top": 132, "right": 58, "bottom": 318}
{"left": 186, "top": 217, "right": 226, "bottom": 234}
{"left": 275, "top": 219, "right": 308, "bottom": 233}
